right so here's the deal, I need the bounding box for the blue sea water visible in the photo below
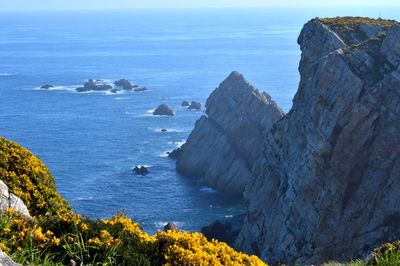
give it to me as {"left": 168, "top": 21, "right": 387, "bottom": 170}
{"left": 0, "top": 8, "right": 398, "bottom": 233}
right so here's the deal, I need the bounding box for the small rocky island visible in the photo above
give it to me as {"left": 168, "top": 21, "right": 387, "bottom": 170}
{"left": 153, "top": 104, "right": 175, "bottom": 116}
{"left": 76, "top": 79, "right": 112, "bottom": 92}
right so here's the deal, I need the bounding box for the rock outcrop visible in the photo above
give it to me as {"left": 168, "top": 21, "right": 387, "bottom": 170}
{"left": 133, "top": 166, "right": 149, "bottom": 176}
{"left": 188, "top": 101, "right": 201, "bottom": 111}
{"left": 236, "top": 17, "right": 400, "bottom": 265}
{"left": 76, "top": 79, "right": 112, "bottom": 92}
{"left": 176, "top": 71, "right": 284, "bottom": 194}
{"left": 40, "top": 84, "right": 54, "bottom": 89}
{"left": 114, "top": 79, "right": 136, "bottom": 90}
{"left": 0, "top": 251, "right": 21, "bottom": 266}
{"left": 153, "top": 104, "right": 175, "bottom": 116}
{"left": 0, "top": 180, "right": 31, "bottom": 218}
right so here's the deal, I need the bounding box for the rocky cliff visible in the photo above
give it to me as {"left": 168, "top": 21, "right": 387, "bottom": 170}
{"left": 236, "top": 17, "right": 400, "bottom": 264}
{"left": 176, "top": 71, "right": 284, "bottom": 194}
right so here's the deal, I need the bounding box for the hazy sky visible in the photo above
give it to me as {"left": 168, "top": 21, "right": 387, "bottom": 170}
{"left": 1, "top": 0, "right": 399, "bottom": 11}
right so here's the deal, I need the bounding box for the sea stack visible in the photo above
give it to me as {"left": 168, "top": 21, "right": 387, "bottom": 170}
{"left": 236, "top": 17, "right": 400, "bottom": 265}
{"left": 175, "top": 71, "right": 284, "bottom": 194}
{"left": 153, "top": 104, "right": 175, "bottom": 116}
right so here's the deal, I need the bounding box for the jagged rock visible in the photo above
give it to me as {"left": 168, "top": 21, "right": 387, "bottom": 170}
{"left": 236, "top": 17, "right": 400, "bottom": 265}
{"left": 114, "top": 79, "right": 134, "bottom": 90}
{"left": 181, "top": 101, "right": 190, "bottom": 107}
{"left": 188, "top": 101, "right": 201, "bottom": 111}
{"left": 164, "top": 222, "right": 178, "bottom": 231}
{"left": 76, "top": 79, "right": 112, "bottom": 92}
{"left": 133, "top": 166, "right": 149, "bottom": 176}
{"left": 0, "top": 180, "right": 31, "bottom": 218}
{"left": 153, "top": 104, "right": 175, "bottom": 116}
{"left": 0, "top": 251, "right": 21, "bottom": 266}
{"left": 134, "top": 87, "right": 147, "bottom": 92}
{"left": 40, "top": 84, "right": 54, "bottom": 89}
{"left": 167, "top": 148, "right": 182, "bottom": 159}
{"left": 176, "top": 71, "right": 284, "bottom": 194}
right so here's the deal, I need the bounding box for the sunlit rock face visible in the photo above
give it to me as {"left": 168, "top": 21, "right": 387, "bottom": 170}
{"left": 176, "top": 71, "right": 284, "bottom": 194}
{"left": 236, "top": 17, "right": 400, "bottom": 265}
{"left": 0, "top": 251, "right": 21, "bottom": 266}
{"left": 0, "top": 180, "right": 31, "bottom": 218}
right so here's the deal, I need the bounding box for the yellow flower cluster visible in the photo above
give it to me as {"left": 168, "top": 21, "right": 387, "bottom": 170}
{"left": 0, "top": 210, "right": 62, "bottom": 253}
{"left": 155, "top": 231, "right": 265, "bottom": 266}
{"left": 0, "top": 137, "right": 267, "bottom": 265}
{"left": 88, "top": 229, "right": 121, "bottom": 248}
{"left": 102, "top": 214, "right": 151, "bottom": 242}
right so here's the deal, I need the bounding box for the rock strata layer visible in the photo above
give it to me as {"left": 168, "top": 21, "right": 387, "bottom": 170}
{"left": 236, "top": 17, "right": 400, "bottom": 265}
{"left": 176, "top": 71, "right": 283, "bottom": 194}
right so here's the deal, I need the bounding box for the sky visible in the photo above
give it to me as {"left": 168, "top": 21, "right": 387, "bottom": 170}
{"left": 0, "top": 0, "right": 399, "bottom": 11}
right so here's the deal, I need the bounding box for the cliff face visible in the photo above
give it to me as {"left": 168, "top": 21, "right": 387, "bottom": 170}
{"left": 236, "top": 17, "right": 400, "bottom": 264}
{"left": 176, "top": 71, "right": 284, "bottom": 194}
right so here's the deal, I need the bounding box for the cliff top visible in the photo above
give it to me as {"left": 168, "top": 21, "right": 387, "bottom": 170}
{"left": 320, "top": 16, "right": 398, "bottom": 30}
{"left": 318, "top": 16, "right": 398, "bottom": 45}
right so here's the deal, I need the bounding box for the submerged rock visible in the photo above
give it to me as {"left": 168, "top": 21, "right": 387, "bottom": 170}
{"left": 133, "top": 166, "right": 149, "bottom": 176}
{"left": 134, "top": 87, "right": 147, "bottom": 92}
{"left": 40, "top": 84, "right": 54, "bottom": 89}
{"left": 236, "top": 17, "right": 400, "bottom": 265}
{"left": 181, "top": 101, "right": 190, "bottom": 107}
{"left": 76, "top": 79, "right": 112, "bottom": 92}
{"left": 176, "top": 71, "right": 283, "bottom": 194}
{"left": 153, "top": 104, "right": 175, "bottom": 116}
{"left": 188, "top": 101, "right": 201, "bottom": 111}
{"left": 110, "top": 89, "right": 120, "bottom": 93}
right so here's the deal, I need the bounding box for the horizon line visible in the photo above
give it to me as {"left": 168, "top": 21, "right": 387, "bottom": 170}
{"left": 1, "top": 5, "right": 400, "bottom": 12}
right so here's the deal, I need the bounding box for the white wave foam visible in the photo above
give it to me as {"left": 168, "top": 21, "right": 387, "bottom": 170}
{"left": 164, "top": 96, "right": 188, "bottom": 100}
{"left": 35, "top": 85, "right": 80, "bottom": 92}
{"left": 75, "top": 196, "right": 94, "bottom": 201}
{"left": 159, "top": 151, "right": 169, "bottom": 157}
{"left": 115, "top": 97, "right": 128, "bottom": 100}
{"left": 0, "top": 73, "right": 13, "bottom": 76}
{"left": 175, "top": 140, "right": 186, "bottom": 147}
{"left": 200, "top": 187, "right": 218, "bottom": 193}
{"left": 224, "top": 215, "right": 233, "bottom": 218}
{"left": 143, "top": 109, "right": 156, "bottom": 117}
{"left": 104, "top": 90, "right": 125, "bottom": 95}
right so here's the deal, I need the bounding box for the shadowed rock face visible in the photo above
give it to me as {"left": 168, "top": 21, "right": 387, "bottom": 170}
{"left": 176, "top": 71, "right": 284, "bottom": 194}
{"left": 236, "top": 17, "right": 400, "bottom": 265}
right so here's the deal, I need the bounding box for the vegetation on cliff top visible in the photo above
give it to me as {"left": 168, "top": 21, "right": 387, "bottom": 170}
{"left": 320, "top": 16, "right": 398, "bottom": 32}
{"left": 0, "top": 137, "right": 265, "bottom": 265}
{"left": 0, "top": 137, "right": 70, "bottom": 217}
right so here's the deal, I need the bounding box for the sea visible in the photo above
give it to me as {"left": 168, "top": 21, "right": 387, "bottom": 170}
{"left": 0, "top": 7, "right": 398, "bottom": 233}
